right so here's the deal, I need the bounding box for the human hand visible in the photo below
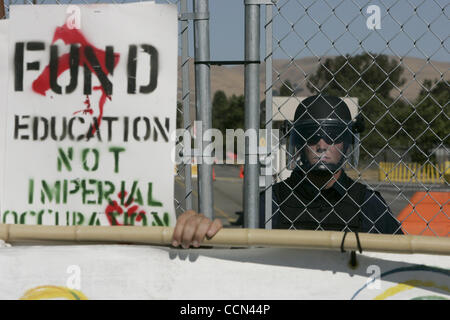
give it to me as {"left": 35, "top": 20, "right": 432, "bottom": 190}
{"left": 172, "top": 210, "right": 223, "bottom": 248}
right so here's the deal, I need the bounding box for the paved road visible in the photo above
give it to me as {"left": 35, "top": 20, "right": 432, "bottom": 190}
{"left": 174, "top": 165, "right": 243, "bottom": 227}
{"left": 174, "top": 165, "right": 446, "bottom": 228}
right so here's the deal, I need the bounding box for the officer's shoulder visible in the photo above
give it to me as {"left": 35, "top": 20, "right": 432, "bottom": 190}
{"left": 363, "top": 184, "right": 376, "bottom": 193}
{"left": 259, "top": 180, "right": 286, "bottom": 200}
{"left": 347, "top": 177, "right": 375, "bottom": 193}
{"left": 362, "top": 186, "right": 387, "bottom": 203}
{"left": 362, "top": 184, "right": 381, "bottom": 195}
{"left": 259, "top": 181, "right": 284, "bottom": 196}
{"left": 347, "top": 179, "right": 385, "bottom": 201}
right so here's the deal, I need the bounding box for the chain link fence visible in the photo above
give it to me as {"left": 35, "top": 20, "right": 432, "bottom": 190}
{"left": 263, "top": 0, "right": 449, "bottom": 236}
{"left": 1, "top": 0, "right": 448, "bottom": 237}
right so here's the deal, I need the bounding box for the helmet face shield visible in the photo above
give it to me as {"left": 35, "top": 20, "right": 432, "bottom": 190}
{"left": 288, "top": 119, "right": 355, "bottom": 173}
{"left": 297, "top": 119, "right": 351, "bottom": 146}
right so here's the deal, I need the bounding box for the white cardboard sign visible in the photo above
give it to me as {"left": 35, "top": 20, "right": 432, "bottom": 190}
{"left": 0, "top": 245, "right": 448, "bottom": 300}
{"left": 0, "top": 20, "right": 8, "bottom": 214}
{"left": 1, "top": 3, "right": 177, "bottom": 227}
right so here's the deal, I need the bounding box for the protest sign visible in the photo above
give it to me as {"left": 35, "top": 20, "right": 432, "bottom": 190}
{"left": 0, "top": 20, "right": 8, "bottom": 212}
{"left": 1, "top": 3, "right": 177, "bottom": 227}
{"left": 0, "top": 245, "right": 448, "bottom": 300}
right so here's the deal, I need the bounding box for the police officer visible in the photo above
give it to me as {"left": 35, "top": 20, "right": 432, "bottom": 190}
{"left": 172, "top": 94, "right": 403, "bottom": 249}
{"left": 259, "top": 94, "right": 403, "bottom": 234}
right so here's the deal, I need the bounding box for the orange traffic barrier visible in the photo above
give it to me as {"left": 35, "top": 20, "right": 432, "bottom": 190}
{"left": 239, "top": 166, "right": 244, "bottom": 179}
{"left": 397, "top": 192, "right": 449, "bottom": 237}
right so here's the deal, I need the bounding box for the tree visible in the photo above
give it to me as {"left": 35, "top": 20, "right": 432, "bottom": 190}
{"left": 223, "top": 94, "right": 245, "bottom": 131}
{"left": 212, "top": 90, "right": 245, "bottom": 134}
{"left": 307, "top": 53, "right": 405, "bottom": 98}
{"left": 211, "top": 91, "right": 245, "bottom": 156}
{"left": 279, "top": 80, "right": 294, "bottom": 96}
{"left": 212, "top": 90, "right": 229, "bottom": 133}
{"left": 403, "top": 79, "right": 449, "bottom": 163}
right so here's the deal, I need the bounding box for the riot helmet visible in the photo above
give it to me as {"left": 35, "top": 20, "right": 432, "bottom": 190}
{"left": 288, "top": 95, "right": 364, "bottom": 173}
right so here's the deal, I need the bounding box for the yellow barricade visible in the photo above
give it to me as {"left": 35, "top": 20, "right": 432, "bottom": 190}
{"left": 379, "top": 161, "right": 449, "bottom": 184}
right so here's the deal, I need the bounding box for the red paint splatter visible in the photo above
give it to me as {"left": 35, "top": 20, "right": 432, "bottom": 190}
{"left": 73, "top": 95, "right": 93, "bottom": 115}
{"left": 32, "top": 24, "right": 120, "bottom": 134}
{"left": 105, "top": 191, "right": 147, "bottom": 226}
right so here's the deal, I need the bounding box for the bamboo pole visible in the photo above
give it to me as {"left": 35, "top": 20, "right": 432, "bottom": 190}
{"left": 0, "top": 224, "right": 449, "bottom": 255}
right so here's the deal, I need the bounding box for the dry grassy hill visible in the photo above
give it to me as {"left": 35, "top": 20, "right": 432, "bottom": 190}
{"left": 177, "top": 56, "right": 449, "bottom": 108}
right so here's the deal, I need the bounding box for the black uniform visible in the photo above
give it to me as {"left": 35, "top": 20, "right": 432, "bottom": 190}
{"left": 259, "top": 170, "right": 403, "bottom": 234}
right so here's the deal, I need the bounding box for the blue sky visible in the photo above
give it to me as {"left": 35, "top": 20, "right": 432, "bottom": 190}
{"left": 7, "top": 0, "right": 449, "bottom": 62}
{"left": 187, "top": 0, "right": 449, "bottom": 62}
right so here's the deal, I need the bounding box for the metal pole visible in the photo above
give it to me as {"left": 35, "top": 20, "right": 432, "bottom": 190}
{"left": 180, "top": 0, "right": 193, "bottom": 211}
{"left": 264, "top": 4, "right": 273, "bottom": 229}
{"left": 244, "top": 2, "right": 260, "bottom": 228}
{"left": 193, "top": 0, "right": 213, "bottom": 219}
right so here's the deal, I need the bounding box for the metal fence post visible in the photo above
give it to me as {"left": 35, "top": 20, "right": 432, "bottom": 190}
{"left": 180, "top": 0, "right": 193, "bottom": 211}
{"left": 193, "top": 0, "right": 213, "bottom": 219}
{"left": 264, "top": 4, "right": 273, "bottom": 229}
{"left": 244, "top": 1, "right": 261, "bottom": 229}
